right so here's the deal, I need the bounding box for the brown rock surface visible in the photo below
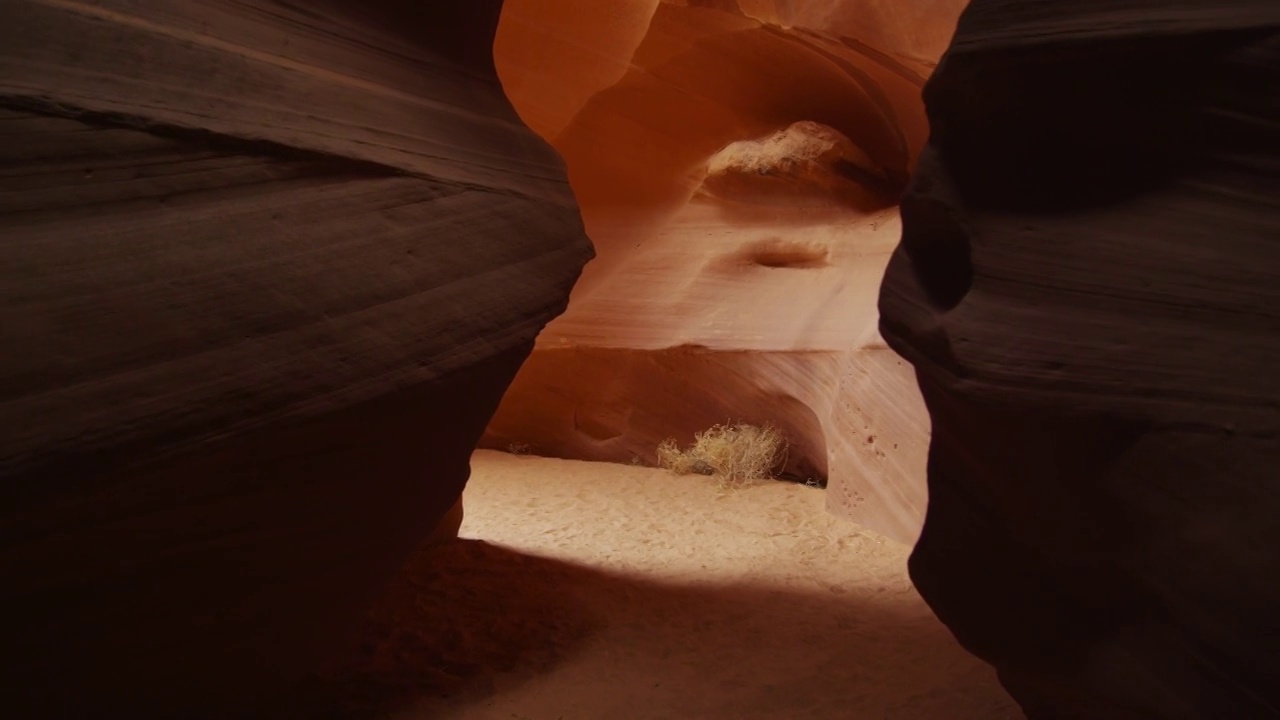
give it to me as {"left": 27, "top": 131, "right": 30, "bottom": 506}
{"left": 488, "top": 0, "right": 968, "bottom": 543}
{"left": 0, "top": 1, "right": 589, "bottom": 716}
{"left": 879, "top": 1, "right": 1280, "bottom": 717}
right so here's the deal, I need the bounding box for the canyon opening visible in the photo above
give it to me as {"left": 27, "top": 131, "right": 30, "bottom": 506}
{"left": 2, "top": 1, "right": 1277, "bottom": 719}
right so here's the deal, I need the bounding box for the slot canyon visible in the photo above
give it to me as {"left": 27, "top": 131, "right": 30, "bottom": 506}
{"left": 1, "top": 1, "right": 1277, "bottom": 719}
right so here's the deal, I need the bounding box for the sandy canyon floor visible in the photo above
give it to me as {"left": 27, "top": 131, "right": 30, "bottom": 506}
{"left": 311, "top": 450, "right": 1022, "bottom": 719}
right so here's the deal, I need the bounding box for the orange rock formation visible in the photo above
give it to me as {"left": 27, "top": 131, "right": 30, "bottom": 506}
{"left": 487, "top": 0, "right": 967, "bottom": 542}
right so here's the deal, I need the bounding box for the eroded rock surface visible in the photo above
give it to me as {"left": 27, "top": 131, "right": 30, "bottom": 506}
{"left": 880, "top": 1, "right": 1280, "bottom": 716}
{"left": 699, "top": 121, "right": 893, "bottom": 209}
{"left": 0, "top": 1, "right": 590, "bottom": 716}
{"left": 487, "top": 0, "right": 967, "bottom": 543}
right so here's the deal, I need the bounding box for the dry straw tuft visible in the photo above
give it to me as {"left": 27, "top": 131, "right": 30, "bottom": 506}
{"left": 657, "top": 423, "right": 786, "bottom": 488}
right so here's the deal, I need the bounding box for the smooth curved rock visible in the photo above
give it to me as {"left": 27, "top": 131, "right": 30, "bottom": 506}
{"left": 879, "top": 2, "right": 1280, "bottom": 716}
{"left": 488, "top": 0, "right": 967, "bottom": 543}
{"left": 0, "top": 1, "right": 590, "bottom": 716}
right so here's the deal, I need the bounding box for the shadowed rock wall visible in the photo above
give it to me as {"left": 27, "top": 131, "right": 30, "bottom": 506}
{"left": 0, "top": 1, "right": 590, "bottom": 716}
{"left": 880, "top": 1, "right": 1280, "bottom": 716}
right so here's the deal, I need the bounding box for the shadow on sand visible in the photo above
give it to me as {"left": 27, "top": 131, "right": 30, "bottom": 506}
{"left": 295, "top": 537, "right": 1017, "bottom": 719}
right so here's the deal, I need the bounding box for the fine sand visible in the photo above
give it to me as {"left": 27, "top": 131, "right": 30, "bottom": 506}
{"left": 311, "top": 450, "right": 1022, "bottom": 719}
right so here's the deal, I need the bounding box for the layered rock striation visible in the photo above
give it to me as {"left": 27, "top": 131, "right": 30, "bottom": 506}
{"left": 487, "top": 0, "right": 968, "bottom": 543}
{"left": 0, "top": 1, "right": 590, "bottom": 716}
{"left": 880, "top": 1, "right": 1280, "bottom": 716}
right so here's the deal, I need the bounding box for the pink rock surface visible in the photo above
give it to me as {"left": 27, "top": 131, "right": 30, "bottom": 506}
{"left": 488, "top": 0, "right": 966, "bottom": 543}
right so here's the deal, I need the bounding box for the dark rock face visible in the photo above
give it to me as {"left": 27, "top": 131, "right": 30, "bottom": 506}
{"left": 0, "top": 1, "right": 591, "bottom": 716}
{"left": 880, "top": 2, "right": 1280, "bottom": 717}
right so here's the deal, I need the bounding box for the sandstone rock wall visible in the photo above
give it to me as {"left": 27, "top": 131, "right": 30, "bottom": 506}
{"left": 880, "top": 1, "right": 1280, "bottom": 716}
{"left": 488, "top": 0, "right": 967, "bottom": 543}
{"left": 0, "top": 1, "right": 590, "bottom": 716}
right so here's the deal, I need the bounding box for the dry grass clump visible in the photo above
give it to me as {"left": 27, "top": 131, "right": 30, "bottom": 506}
{"left": 657, "top": 423, "right": 786, "bottom": 488}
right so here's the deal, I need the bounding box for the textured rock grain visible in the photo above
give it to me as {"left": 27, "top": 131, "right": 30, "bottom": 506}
{"left": 879, "top": 1, "right": 1280, "bottom": 716}
{"left": 0, "top": 1, "right": 591, "bottom": 717}
{"left": 488, "top": 0, "right": 967, "bottom": 543}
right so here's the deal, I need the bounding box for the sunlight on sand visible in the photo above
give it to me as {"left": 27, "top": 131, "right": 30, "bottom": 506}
{"left": 316, "top": 451, "right": 1020, "bottom": 719}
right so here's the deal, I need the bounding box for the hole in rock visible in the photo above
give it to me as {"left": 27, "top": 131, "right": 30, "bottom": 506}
{"left": 735, "top": 238, "right": 831, "bottom": 269}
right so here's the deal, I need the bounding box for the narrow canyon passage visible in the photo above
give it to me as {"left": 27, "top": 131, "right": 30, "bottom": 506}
{"left": 312, "top": 451, "right": 1020, "bottom": 719}
{"left": 6, "top": 2, "right": 1276, "bottom": 718}
{"left": 484, "top": 0, "right": 960, "bottom": 545}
